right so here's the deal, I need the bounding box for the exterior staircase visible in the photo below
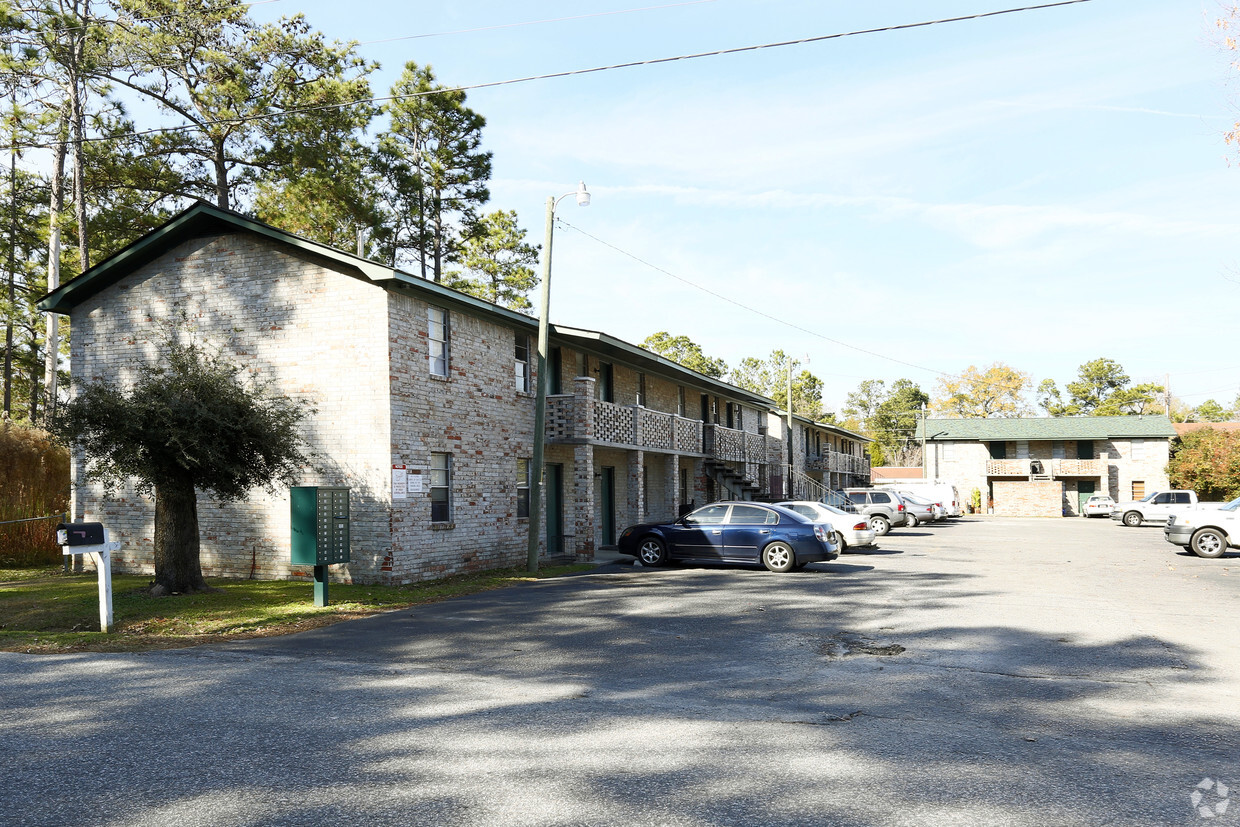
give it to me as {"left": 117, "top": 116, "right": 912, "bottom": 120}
{"left": 705, "top": 459, "right": 761, "bottom": 500}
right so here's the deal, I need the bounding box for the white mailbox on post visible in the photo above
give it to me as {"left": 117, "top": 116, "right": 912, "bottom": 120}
{"left": 56, "top": 522, "right": 121, "bottom": 633}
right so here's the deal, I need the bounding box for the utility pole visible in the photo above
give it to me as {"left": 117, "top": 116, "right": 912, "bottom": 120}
{"left": 785, "top": 354, "right": 793, "bottom": 498}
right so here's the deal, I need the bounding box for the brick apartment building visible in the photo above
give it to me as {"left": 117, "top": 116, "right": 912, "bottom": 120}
{"left": 38, "top": 203, "right": 859, "bottom": 583}
{"left": 920, "top": 416, "right": 1177, "bottom": 517}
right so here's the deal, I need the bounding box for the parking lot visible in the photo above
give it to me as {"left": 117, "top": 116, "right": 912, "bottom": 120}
{"left": 2, "top": 517, "right": 1238, "bottom": 826}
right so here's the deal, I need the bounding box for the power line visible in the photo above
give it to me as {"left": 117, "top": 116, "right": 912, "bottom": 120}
{"left": 1, "top": 0, "right": 1101, "bottom": 153}
{"left": 555, "top": 217, "right": 950, "bottom": 377}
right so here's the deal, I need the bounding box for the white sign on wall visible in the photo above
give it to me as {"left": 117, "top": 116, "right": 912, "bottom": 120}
{"left": 392, "top": 465, "right": 407, "bottom": 499}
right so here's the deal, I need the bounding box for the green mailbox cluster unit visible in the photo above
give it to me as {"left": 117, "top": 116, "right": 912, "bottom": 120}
{"left": 291, "top": 486, "right": 350, "bottom": 566}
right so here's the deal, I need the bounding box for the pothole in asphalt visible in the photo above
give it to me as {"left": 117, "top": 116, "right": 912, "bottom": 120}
{"left": 819, "top": 632, "right": 906, "bottom": 658}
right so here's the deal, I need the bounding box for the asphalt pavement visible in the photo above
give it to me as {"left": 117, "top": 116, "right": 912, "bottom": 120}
{"left": 2, "top": 517, "right": 1238, "bottom": 826}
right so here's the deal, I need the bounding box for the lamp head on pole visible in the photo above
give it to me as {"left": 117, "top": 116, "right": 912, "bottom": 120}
{"left": 575, "top": 181, "right": 591, "bottom": 207}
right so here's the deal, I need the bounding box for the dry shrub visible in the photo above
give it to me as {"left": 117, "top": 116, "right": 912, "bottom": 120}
{"left": 0, "top": 422, "right": 71, "bottom": 566}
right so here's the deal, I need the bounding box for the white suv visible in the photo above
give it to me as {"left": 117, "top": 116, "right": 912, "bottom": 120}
{"left": 843, "top": 488, "right": 908, "bottom": 536}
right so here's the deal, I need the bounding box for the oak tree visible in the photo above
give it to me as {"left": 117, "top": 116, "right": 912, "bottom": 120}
{"left": 52, "top": 335, "right": 311, "bottom": 595}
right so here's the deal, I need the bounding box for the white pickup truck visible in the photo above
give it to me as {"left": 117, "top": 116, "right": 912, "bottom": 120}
{"left": 1164, "top": 497, "right": 1240, "bottom": 558}
{"left": 1110, "top": 490, "right": 1222, "bottom": 527}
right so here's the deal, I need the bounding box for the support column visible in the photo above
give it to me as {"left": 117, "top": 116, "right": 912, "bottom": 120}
{"left": 572, "top": 444, "right": 596, "bottom": 560}
{"left": 574, "top": 376, "right": 596, "bottom": 439}
{"left": 627, "top": 450, "right": 645, "bottom": 526}
{"left": 666, "top": 455, "right": 680, "bottom": 517}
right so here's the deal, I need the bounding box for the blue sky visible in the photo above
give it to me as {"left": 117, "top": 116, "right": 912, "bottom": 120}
{"left": 252, "top": 0, "right": 1240, "bottom": 414}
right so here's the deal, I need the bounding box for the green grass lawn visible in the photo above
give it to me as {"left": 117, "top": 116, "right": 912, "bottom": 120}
{"left": 0, "top": 563, "right": 594, "bottom": 653}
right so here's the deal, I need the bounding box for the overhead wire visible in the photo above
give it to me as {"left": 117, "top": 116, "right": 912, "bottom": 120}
{"left": 1, "top": 0, "right": 1101, "bottom": 153}
{"left": 555, "top": 215, "right": 949, "bottom": 378}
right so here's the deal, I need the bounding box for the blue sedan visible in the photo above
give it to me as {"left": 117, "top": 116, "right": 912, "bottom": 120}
{"left": 617, "top": 501, "right": 839, "bottom": 572}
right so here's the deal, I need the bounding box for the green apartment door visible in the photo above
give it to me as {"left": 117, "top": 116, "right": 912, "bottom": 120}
{"left": 546, "top": 464, "right": 564, "bottom": 556}
{"left": 600, "top": 467, "right": 616, "bottom": 546}
{"left": 1077, "top": 480, "right": 1095, "bottom": 515}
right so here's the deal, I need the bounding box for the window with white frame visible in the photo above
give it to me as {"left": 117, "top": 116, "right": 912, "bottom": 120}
{"left": 1131, "top": 439, "right": 1144, "bottom": 461}
{"left": 428, "top": 307, "right": 449, "bottom": 377}
{"left": 430, "top": 452, "right": 452, "bottom": 522}
{"left": 515, "top": 334, "right": 530, "bottom": 393}
{"left": 516, "top": 458, "right": 530, "bottom": 518}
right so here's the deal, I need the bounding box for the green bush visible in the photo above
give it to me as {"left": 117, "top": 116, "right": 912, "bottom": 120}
{"left": 0, "top": 423, "right": 70, "bottom": 567}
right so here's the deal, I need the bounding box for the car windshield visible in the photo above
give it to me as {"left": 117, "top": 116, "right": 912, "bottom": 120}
{"left": 1139, "top": 492, "right": 1158, "bottom": 502}
{"left": 1220, "top": 497, "right": 1240, "bottom": 513}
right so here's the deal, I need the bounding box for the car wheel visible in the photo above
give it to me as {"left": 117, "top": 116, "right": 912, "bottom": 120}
{"left": 637, "top": 537, "right": 668, "bottom": 567}
{"left": 906, "top": 514, "right": 919, "bottom": 528}
{"left": 761, "top": 541, "right": 796, "bottom": 573}
{"left": 870, "top": 515, "right": 890, "bottom": 536}
{"left": 831, "top": 532, "right": 846, "bottom": 552}
{"left": 1190, "top": 528, "right": 1228, "bottom": 559}
{"left": 1122, "top": 511, "right": 1142, "bottom": 527}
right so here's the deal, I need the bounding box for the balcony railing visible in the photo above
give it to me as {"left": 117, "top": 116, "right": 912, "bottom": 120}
{"left": 546, "top": 394, "right": 703, "bottom": 453}
{"left": 1051, "top": 458, "right": 1106, "bottom": 477}
{"left": 985, "top": 458, "right": 1107, "bottom": 477}
{"left": 546, "top": 392, "right": 782, "bottom": 462}
{"left": 807, "top": 451, "right": 870, "bottom": 475}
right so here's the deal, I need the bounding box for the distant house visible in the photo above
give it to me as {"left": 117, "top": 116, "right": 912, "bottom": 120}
{"left": 871, "top": 467, "right": 924, "bottom": 483}
{"left": 1173, "top": 422, "right": 1240, "bottom": 437}
{"left": 920, "top": 416, "right": 1177, "bottom": 517}
{"left": 37, "top": 202, "right": 792, "bottom": 583}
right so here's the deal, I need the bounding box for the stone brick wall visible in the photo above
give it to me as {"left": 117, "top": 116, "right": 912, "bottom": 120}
{"left": 992, "top": 480, "right": 1063, "bottom": 517}
{"left": 931, "top": 441, "right": 991, "bottom": 513}
{"left": 68, "top": 232, "right": 392, "bottom": 582}
{"left": 385, "top": 290, "right": 537, "bottom": 582}
{"left": 1103, "top": 438, "right": 1170, "bottom": 500}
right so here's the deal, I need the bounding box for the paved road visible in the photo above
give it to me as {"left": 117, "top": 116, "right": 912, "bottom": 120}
{"left": 3, "top": 518, "right": 1238, "bottom": 826}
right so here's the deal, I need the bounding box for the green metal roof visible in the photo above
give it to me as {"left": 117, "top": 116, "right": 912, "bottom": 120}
{"left": 922, "top": 415, "right": 1177, "bottom": 441}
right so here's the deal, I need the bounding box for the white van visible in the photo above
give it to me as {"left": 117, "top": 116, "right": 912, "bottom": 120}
{"left": 875, "top": 480, "right": 962, "bottom": 517}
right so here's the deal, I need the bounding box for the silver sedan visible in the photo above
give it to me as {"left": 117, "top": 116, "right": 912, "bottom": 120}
{"left": 775, "top": 500, "right": 878, "bottom": 552}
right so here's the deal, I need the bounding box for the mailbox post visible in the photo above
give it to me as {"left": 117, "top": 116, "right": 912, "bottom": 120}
{"left": 290, "top": 487, "right": 350, "bottom": 607}
{"left": 56, "top": 522, "right": 121, "bottom": 632}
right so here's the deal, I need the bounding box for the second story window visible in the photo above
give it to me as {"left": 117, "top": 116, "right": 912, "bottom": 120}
{"left": 637, "top": 373, "right": 646, "bottom": 406}
{"left": 428, "top": 306, "right": 449, "bottom": 377}
{"left": 677, "top": 386, "right": 686, "bottom": 417}
{"left": 515, "top": 334, "right": 531, "bottom": 393}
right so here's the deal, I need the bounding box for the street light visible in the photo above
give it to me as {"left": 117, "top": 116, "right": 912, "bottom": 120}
{"left": 527, "top": 181, "right": 590, "bottom": 573}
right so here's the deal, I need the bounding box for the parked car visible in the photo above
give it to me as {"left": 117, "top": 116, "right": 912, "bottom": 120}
{"left": 775, "top": 501, "right": 878, "bottom": 552}
{"left": 1082, "top": 494, "right": 1116, "bottom": 518}
{"left": 1164, "top": 497, "right": 1240, "bottom": 558}
{"left": 875, "top": 481, "right": 962, "bottom": 517}
{"left": 843, "top": 488, "right": 908, "bottom": 536}
{"left": 617, "top": 501, "right": 839, "bottom": 572}
{"left": 897, "top": 494, "right": 940, "bottom": 527}
{"left": 1110, "top": 490, "right": 1222, "bottom": 527}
